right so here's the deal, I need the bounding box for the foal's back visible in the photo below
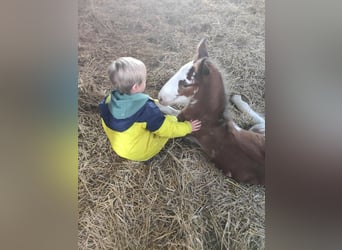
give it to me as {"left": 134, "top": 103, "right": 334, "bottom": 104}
{"left": 195, "top": 120, "right": 265, "bottom": 185}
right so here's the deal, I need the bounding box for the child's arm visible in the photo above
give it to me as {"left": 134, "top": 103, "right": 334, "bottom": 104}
{"left": 190, "top": 120, "right": 201, "bottom": 132}
{"left": 152, "top": 115, "right": 202, "bottom": 138}
{"left": 150, "top": 115, "right": 191, "bottom": 138}
{"left": 143, "top": 100, "right": 200, "bottom": 138}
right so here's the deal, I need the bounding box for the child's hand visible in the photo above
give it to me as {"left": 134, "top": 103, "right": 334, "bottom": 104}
{"left": 190, "top": 120, "right": 201, "bottom": 132}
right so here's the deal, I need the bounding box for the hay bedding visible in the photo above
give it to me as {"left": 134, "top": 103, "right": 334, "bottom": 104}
{"left": 78, "top": 0, "right": 265, "bottom": 249}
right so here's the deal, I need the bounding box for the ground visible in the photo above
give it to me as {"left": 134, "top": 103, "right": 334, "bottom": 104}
{"left": 78, "top": 0, "right": 265, "bottom": 249}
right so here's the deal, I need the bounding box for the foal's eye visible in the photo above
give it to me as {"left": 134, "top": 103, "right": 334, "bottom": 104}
{"left": 179, "top": 79, "right": 192, "bottom": 88}
{"left": 179, "top": 80, "right": 188, "bottom": 87}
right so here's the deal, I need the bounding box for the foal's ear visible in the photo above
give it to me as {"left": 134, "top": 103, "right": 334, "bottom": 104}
{"left": 194, "top": 37, "right": 209, "bottom": 60}
{"left": 199, "top": 59, "right": 210, "bottom": 76}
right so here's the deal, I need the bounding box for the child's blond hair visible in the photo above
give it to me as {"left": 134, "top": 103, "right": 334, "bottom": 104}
{"left": 108, "top": 57, "right": 146, "bottom": 94}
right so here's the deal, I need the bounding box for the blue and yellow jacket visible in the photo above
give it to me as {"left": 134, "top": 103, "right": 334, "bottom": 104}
{"left": 99, "top": 91, "right": 192, "bottom": 161}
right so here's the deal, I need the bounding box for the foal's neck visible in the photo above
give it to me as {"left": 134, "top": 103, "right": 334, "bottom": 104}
{"left": 180, "top": 92, "right": 227, "bottom": 126}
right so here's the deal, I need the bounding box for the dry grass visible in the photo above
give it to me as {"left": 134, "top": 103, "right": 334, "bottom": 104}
{"left": 79, "top": 0, "right": 265, "bottom": 249}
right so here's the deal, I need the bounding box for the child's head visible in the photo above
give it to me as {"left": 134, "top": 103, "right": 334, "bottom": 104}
{"left": 108, "top": 57, "right": 147, "bottom": 94}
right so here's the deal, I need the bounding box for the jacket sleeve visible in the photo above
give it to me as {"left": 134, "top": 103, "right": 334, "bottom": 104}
{"left": 143, "top": 100, "right": 192, "bottom": 138}
{"left": 153, "top": 115, "right": 192, "bottom": 138}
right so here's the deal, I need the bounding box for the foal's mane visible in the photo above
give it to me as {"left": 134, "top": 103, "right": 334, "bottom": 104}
{"left": 209, "top": 58, "right": 233, "bottom": 120}
{"left": 194, "top": 57, "right": 230, "bottom": 120}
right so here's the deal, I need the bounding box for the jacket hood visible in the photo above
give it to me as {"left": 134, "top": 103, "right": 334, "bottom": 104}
{"left": 108, "top": 91, "right": 150, "bottom": 119}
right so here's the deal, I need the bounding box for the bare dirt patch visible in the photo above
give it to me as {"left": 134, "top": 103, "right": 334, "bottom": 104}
{"left": 79, "top": 0, "right": 265, "bottom": 248}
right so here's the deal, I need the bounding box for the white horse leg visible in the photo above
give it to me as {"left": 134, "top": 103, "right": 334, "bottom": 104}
{"left": 232, "top": 122, "right": 242, "bottom": 131}
{"left": 231, "top": 95, "right": 265, "bottom": 134}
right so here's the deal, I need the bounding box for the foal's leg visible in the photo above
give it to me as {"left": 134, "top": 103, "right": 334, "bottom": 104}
{"left": 230, "top": 95, "right": 265, "bottom": 134}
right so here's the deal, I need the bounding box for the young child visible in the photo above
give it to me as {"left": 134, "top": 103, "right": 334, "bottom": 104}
{"left": 99, "top": 57, "right": 201, "bottom": 161}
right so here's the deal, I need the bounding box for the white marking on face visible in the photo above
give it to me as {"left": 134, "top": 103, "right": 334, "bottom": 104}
{"left": 158, "top": 61, "right": 193, "bottom": 106}
{"left": 189, "top": 99, "right": 198, "bottom": 105}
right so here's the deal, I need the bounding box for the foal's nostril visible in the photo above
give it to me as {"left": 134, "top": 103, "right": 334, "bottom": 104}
{"left": 159, "top": 97, "right": 163, "bottom": 103}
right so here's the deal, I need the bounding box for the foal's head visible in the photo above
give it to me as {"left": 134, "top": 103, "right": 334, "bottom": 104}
{"left": 158, "top": 38, "right": 226, "bottom": 118}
